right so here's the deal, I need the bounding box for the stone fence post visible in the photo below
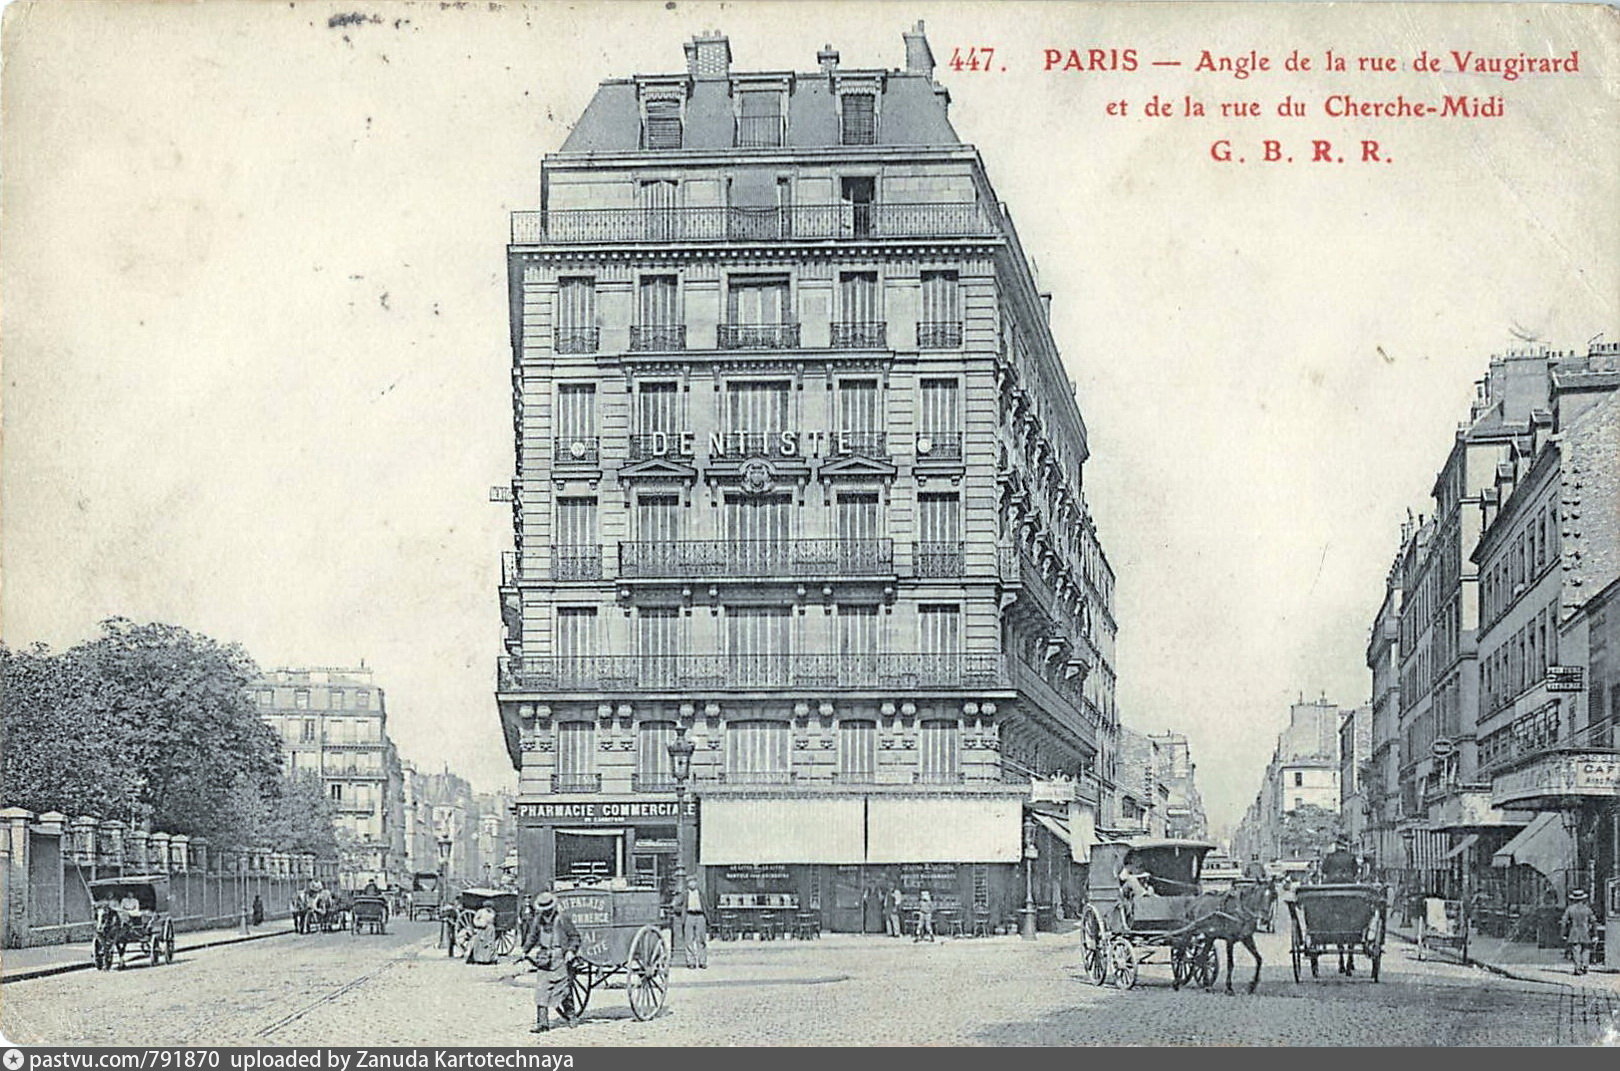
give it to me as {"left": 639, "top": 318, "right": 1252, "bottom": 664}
{"left": 1, "top": 808, "right": 36, "bottom": 947}
{"left": 149, "top": 832, "right": 172, "bottom": 872}
{"left": 71, "top": 816, "right": 99, "bottom": 870}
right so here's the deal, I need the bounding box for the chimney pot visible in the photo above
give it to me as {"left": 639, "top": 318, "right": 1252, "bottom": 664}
{"left": 903, "top": 20, "right": 934, "bottom": 78}
{"left": 818, "top": 44, "right": 839, "bottom": 75}
{"left": 686, "top": 31, "right": 732, "bottom": 80}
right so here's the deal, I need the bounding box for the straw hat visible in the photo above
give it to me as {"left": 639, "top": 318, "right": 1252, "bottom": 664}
{"left": 1569, "top": 889, "right": 1589, "bottom": 901}
{"left": 534, "top": 891, "right": 558, "bottom": 909}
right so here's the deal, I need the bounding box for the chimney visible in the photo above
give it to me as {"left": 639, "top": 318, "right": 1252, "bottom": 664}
{"left": 903, "top": 20, "right": 934, "bottom": 78}
{"left": 684, "top": 31, "right": 731, "bottom": 80}
{"left": 818, "top": 43, "right": 840, "bottom": 75}
{"left": 1039, "top": 291, "right": 1053, "bottom": 322}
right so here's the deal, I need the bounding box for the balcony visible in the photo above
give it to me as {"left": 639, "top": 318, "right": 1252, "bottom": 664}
{"left": 618, "top": 539, "right": 894, "bottom": 580}
{"left": 718, "top": 323, "right": 800, "bottom": 350}
{"left": 556, "top": 327, "right": 599, "bottom": 354}
{"left": 553, "top": 436, "right": 600, "bottom": 465}
{"left": 830, "top": 430, "right": 888, "bottom": 458}
{"left": 914, "top": 541, "right": 965, "bottom": 578}
{"left": 914, "top": 431, "right": 963, "bottom": 461}
{"left": 716, "top": 771, "right": 796, "bottom": 785}
{"left": 499, "top": 652, "right": 1008, "bottom": 694}
{"left": 735, "top": 114, "right": 783, "bottom": 148}
{"left": 628, "top": 325, "right": 687, "bottom": 352}
{"left": 917, "top": 321, "right": 964, "bottom": 349}
{"left": 511, "top": 202, "right": 996, "bottom": 245}
{"left": 913, "top": 770, "right": 965, "bottom": 785}
{"left": 552, "top": 545, "right": 603, "bottom": 582}
{"left": 551, "top": 773, "right": 602, "bottom": 794}
{"left": 627, "top": 433, "right": 691, "bottom": 461}
{"left": 830, "top": 321, "right": 887, "bottom": 349}
{"left": 630, "top": 773, "right": 678, "bottom": 793}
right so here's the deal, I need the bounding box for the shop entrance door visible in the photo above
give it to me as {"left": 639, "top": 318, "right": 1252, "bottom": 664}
{"left": 830, "top": 865, "right": 865, "bottom": 933}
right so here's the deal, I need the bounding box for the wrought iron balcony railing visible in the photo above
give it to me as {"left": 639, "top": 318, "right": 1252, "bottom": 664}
{"left": 917, "top": 321, "right": 964, "bottom": 349}
{"left": 830, "top": 321, "right": 887, "bottom": 349}
{"left": 830, "top": 430, "right": 888, "bottom": 458}
{"left": 629, "top": 325, "right": 686, "bottom": 352}
{"left": 914, "top": 541, "right": 965, "bottom": 578}
{"left": 914, "top": 431, "right": 964, "bottom": 460}
{"left": 619, "top": 539, "right": 894, "bottom": 579}
{"left": 511, "top": 202, "right": 996, "bottom": 245}
{"left": 630, "top": 773, "right": 679, "bottom": 793}
{"left": 551, "top": 773, "right": 602, "bottom": 794}
{"left": 913, "top": 770, "right": 965, "bottom": 784}
{"left": 716, "top": 771, "right": 796, "bottom": 785}
{"left": 500, "top": 653, "right": 1007, "bottom": 693}
{"left": 553, "top": 436, "right": 600, "bottom": 464}
{"left": 735, "top": 114, "right": 784, "bottom": 148}
{"left": 552, "top": 545, "right": 603, "bottom": 582}
{"left": 831, "top": 769, "right": 879, "bottom": 785}
{"left": 718, "top": 323, "right": 800, "bottom": 350}
{"left": 556, "top": 327, "right": 599, "bottom": 354}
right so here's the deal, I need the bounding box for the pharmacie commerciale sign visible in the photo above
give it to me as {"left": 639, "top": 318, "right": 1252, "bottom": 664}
{"left": 517, "top": 799, "right": 695, "bottom": 823}
{"left": 1492, "top": 752, "right": 1620, "bottom": 807}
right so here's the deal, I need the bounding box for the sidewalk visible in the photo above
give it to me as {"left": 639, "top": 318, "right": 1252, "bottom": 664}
{"left": 1389, "top": 919, "right": 1620, "bottom": 993}
{"left": 2, "top": 922, "right": 294, "bottom": 982}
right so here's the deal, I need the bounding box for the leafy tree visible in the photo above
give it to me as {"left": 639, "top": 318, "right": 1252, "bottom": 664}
{"left": 253, "top": 772, "right": 340, "bottom": 857}
{"left": 0, "top": 644, "right": 138, "bottom": 819}
{"left": 1278, "top": 803, "right": 1343, "bottom": 858}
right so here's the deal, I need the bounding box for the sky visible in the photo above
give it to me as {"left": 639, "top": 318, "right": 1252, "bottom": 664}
{"left": 3, "top": 1, "right": 1617, "bottom": 833}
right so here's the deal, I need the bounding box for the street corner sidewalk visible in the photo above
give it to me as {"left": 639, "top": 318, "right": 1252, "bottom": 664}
{"left": 2, "top": 922, "right": 295, "bottom": 982}
{"left": 1388, "top": 919, "right": 1620, "bottom": 993}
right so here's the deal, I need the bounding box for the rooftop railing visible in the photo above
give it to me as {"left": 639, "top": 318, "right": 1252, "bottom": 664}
{"left": 618, "top": 539, "right": 894, "bottom": 579}
{"left": 511, "top": 202, "right": 996, "bottom": 245}
{"left": 499, "top": 652, "right": 1007, "bottom": 693}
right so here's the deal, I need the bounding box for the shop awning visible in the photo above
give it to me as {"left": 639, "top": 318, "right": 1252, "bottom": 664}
{"left": 1068, "top": 803, "right": 1096, "bottom": 864}
{"left": 1030, "top": 812, "right": 1070, "bottom": 846}
{"left": 867, "top": 797, "right": 1022, "bottom": 863}
{"left": 700, "top": 797, "right": 865, "bottom": 865}
{"left": 1442, "top": 833, "right": 1479, "bottom": 860}
{"left": 1491, "top": 812, "right": 1575, "bottom": 879}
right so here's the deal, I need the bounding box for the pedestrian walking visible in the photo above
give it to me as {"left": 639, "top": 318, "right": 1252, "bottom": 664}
{"left": 680, "top": 876, "right": 708, "bottom": 968}
{"left": 465, "top": 903, "right": 499, "bottom": 965}
{"left": 1561, "top": 889, "right": 1595, "bottom": 976}
{"left": 522, "top": 891, "right": 581, "bottom": 1032}
{"left": 251, "top": 894, "right": 264, "bottom": 927}
{"left": 913, "top": 889, "right": 936, "bottom": 942}
{"left": 885, "top": 885, "right": 902, "bottom": 938}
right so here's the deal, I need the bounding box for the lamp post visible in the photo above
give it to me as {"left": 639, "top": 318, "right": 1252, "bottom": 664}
{"left": 1020, "top": 816, "right": 1039, "bottom": 941}
{"left": 668, "top": 729, "right": 696, "bottom": 951}
{"left": 436, "top": 835, "right": 454, "bottom": 948}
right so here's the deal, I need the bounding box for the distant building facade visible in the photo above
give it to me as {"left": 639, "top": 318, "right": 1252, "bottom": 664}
{"left": 1148, "top": 731, "right": 1207, "bottom": 840}
{"left": 254, "top": 666, "right": 407, "bottom": 890}
{"left": 1232, "top": 698, "right": 1341, "bottom": 862}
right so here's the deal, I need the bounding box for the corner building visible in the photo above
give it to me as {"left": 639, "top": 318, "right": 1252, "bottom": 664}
{"left": 495, "top": 26, "right": 1119, "bottom": 932}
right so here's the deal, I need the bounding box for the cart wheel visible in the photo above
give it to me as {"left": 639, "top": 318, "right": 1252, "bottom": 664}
{"left": 1080, "top": 905, "right": 1108, "bottom": 986}
{"left": 164, "top": 922, "right": 175, "bottom": 964}
{"left": 1171, "top": 944, "right": 1191, "bottom": 989}
{"left": 627, "top": 924, "right": 670, "bottom": 1022}
{"left": 1108, "top": 936, "right": 1137, "bottom": 990}
{"left": 150, "top": 932, "right": 164, "bottom": 967}
{"left": 1370, "top": 944, "right": 1382, "bottom": 982}
{"left": 496, "top": 928, "right": 519, "bottom": 957}
{"left": 569, "top": 964, "right": 593, "bottom": 1017}
{"left": 1196, "top": 939, "right": 1220, "bottom": 990}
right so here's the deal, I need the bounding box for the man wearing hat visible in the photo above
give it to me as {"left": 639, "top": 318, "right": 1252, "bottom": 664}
{"left": 1320, "top": 838, "right": 1359, "bottom": 884}
{"left": 522, "top": 891, "right": 582, "bottom": 1031}
{"left": 1561, "top": 889, "right": 1595, "bottom": 975}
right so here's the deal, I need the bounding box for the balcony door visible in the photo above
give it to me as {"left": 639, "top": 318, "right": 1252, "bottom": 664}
{"left": 554, "top": 497, "right": 600, "bottom": 579}
{"left": 725, "top": 719, "right": 791, "bottom": 783}
{"left": 725, "top": 493, "right": 791, "bottom": 574}
{"left": 555, "top": 720, "right": 597, "bottom": 793}
{"left": 726, "top": 605, "right": 791, "bottom": 686}
{"left": 724, "top": 380, "right": 790, "bottom": 456}
{"left": 838, "top": 603, "right": 880, "bottom": 682}
{"left": 918, "top": 719, "right": 961, "bottom": 783}
{"left": 917, "top": 492, "right": 962, "bottom": 577}
{"left": 840, "top": 176, "right": 875, "bottom": 236}
{"left": 555, "top": 607, "right": 597, "bottom": 686}
{"left": 635, "top": 276, "right": 681, "bottom": 349}
{"left": 836, "top": 492, "right": 882, "bottom": 574}
{"left": 636, "top": 720, "right": 677, "bottom": 791}
{"left": 633, "top": 494, "right": 682, "bottom": 575}
{"left": 638, "top": 180, "right": 677, "bottom": 240}
{"left": 637, "top": 607, "right": 682, "bottom": 689}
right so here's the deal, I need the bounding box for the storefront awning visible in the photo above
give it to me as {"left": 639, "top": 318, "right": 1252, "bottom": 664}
{"left": 1442, "top": 832, "right": 1479, "bottom": 860}
{"left": 1030, "top": 812, "right": 1070, "bottom": 846}
{"left": 867, "top": 797, "right": 1021, "bottom": 863}
{"left": 1068, "top": 802, "right": 1096, "bottom": 864}
{"left": 700, "top": 797, "right": 865, "bottom": 865}
{"left": 1491, "top": 812, "right": 1575, "bottom": 879}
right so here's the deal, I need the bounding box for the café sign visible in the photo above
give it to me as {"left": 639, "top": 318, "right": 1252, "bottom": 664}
{"left": 517, "top": 799, "right": 694, "bottom": 823}
{"left": 1492, "top": 752, "right": 1620, "bottom": 808}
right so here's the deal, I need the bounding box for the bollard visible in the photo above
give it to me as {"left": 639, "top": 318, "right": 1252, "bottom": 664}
{"left": 241, "top": 906, "right": 250, "bottom": 934}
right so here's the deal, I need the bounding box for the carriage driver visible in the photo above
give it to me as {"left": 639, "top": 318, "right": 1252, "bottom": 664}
{"left": 117, "top": 892, "right": 143, "bottom": 924}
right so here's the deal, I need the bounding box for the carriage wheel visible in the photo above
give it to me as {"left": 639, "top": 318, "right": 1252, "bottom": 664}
{"left": 1291, "top": 948, "right": 1301, "bottom": 984}
{"left": 93, "top": 931, "right": 114, "bottom": 971}
{"left": 1080, "top": 905, "right": 1108, "bottom": 986}
{"left": 1370, "top": 946, "right": 1382, "bottom": 983}
{"left": 1108, "top": 936, "right": 1138, "bottom": 990}
{"left": 1171, "top": 944, "right": 1191, "bottom": 989}
{"left": 164, "top": 922, "right": 175, "bottom": 964}
{"left": 495, "top": 928, "right": 519, "bottom": 957}
{"left": 568, "top": 964, "right": 593, "bottom": 1018}
{"left": 1195, "top": 938, "right": 1220, "bottom": 990}
{"left": 626, "top": 924, "right": 670, "bottom": 1022}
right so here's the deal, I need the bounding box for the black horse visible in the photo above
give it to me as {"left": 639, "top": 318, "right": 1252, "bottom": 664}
{"left": 1171, "top": 880, "right": 1275, "bottom": 994}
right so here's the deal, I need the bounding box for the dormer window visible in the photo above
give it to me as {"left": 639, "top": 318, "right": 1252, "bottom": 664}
{"left": 643, "top": 97, "right": 683, "bottom": 150}
{"left": 737, "top": 90, "right": 784, "bottom": 148}
{"left": 840, "top": 92, "right": 877, "bottom": 145}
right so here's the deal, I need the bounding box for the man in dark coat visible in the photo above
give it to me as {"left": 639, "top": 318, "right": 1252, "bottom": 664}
{"left": 1320, "top": 839, "right": 1359, "bottom": 883}
{"left": 522, "top": 891, "right": 582, "bottom": 1031}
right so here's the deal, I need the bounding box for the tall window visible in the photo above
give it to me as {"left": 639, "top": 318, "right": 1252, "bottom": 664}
{"left": 637, "top": 608, "right": 682, "bottom": 689}
{"left": 737, "top": 90, "right": 783, "bottom": 147}
{"left": 356, "top": 690, "right": 370, "bottom": 709}
{"left": 919, "top": 603, "right": 960, "bottom": 652}
{"left": 642, "top": 98, "right": 682, "bottom": 149}
{"left": 834, "top": 272, "right": 882, "bottom": 347}
{"left": 723, "top": 276, "right": 795, "bottom": 348}
{"left": 294, "top": 689, "right": 310, "bottom": 710}
{"left": 840, "top": 94, "right": 876, "bottom": 145}
{"left": 838, "top": 604, "right": 880, "bottom": 661}
{"left": 918, "top": 719, "right": 960, "bottom": 781}
{"left": 725, "top": 720, "right": 791, "bottom": 781}
{"left": 634, "top": 276, "right": 682, "bottom": 350}
{"left": 838, "top": 719, "right": 878, "bottom": 781}
{"left": 917, "top": 493, "right": 963, "bottom": 576}
{"left": 727, "top": 606, "right": 791, "bottom": 686}
{"left": 554, "top": 497, "right": 600, "bottom": 580}
{"left": 918, "top": 378, "right": 961, "bottom": 458}
{"left": 636, "top": 494, "right": 682, "bottom": 544}
{"left": 330, "top": 689, "right": 345, "bottom": 711}
{"left": 723, "top": 381, "right": 790, "bottom": 455}
{"left": 557, "top": 278, "right": 598, "bottom": 353}
{"left": 836, "top": 379, "right": 881, "bottom": 440}
{"left": 556, "top": 721, "right": 597, "bottom": 789}
{"left": 637, "top": 721, "right": 676, "bottom": 789}
{"left": 725, "top": 493, "right": 791, "bottom": 544}
{"left": 919, "top": 271, "right": 962, "bottom": 348}
{"left": 556, "top": 383, "right": 598, "bottom": 462}
{"left": 556, "top": 607, "right": 597, "bottom": 675}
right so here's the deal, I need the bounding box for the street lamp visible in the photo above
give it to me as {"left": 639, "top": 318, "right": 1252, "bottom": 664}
{"left": 668, "top": 730, "right": 696, "bottom": 892}
{"left": 1020, "top": 816, "right": 1039, "bottom": 941}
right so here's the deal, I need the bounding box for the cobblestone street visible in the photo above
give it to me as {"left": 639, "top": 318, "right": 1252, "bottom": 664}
{"left": 3, "top": 922, "right": 1607, "bottom": 1046}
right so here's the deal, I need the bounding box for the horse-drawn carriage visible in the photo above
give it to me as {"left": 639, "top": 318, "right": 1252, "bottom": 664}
{"left": 1285, "top": 883, "right": 1387, "bottom": 982}
{"left": 553, "top": 883, "right": 670, "bottom": 1021}
{"left": 410, "top": 872, "right": 445, "bottom": 921}
{"left": 351, "top": 893, "right": 390, "bottom": 936}
{"left": 293, "top": 885, "right": 351, "bottom": 933}
{"left": 444, "top": 888, "right": 523, "bottom": 959}
{"left": 1081, "top": 839, "right": 1222, "bottom": 990}
{"left": 89, "top": 875, "right": 176, "bottom": 970}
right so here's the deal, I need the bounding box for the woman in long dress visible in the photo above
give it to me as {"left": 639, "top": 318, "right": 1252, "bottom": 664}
{"left": 465, "top": 905, "right": 499, "bottom": 964}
